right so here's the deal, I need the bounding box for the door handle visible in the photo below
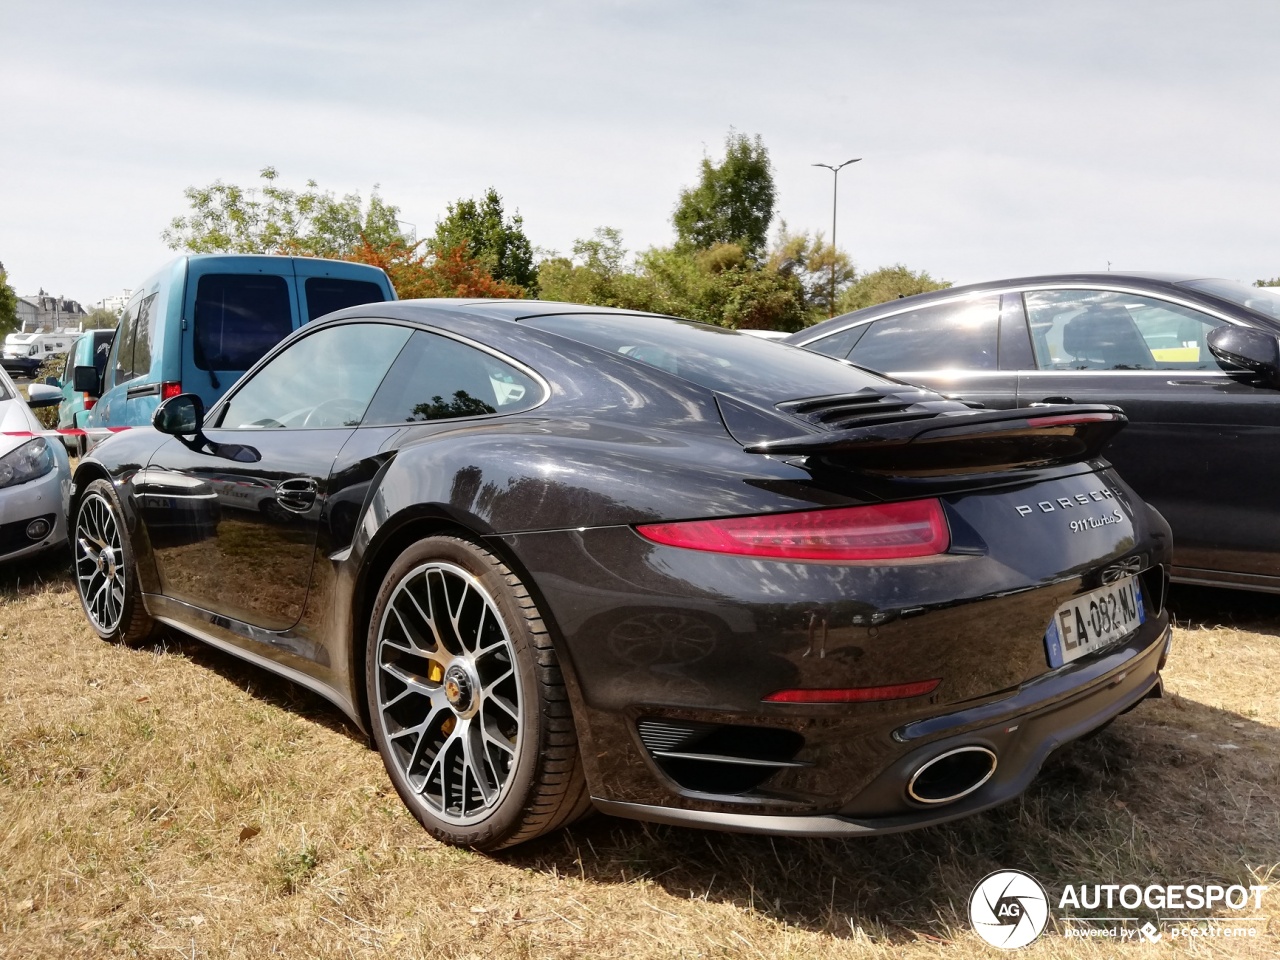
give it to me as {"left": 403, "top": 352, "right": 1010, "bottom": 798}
{"left": 275, "top": 477, "right": 317, "bottom": 512}
{"left": 1039, "top": 395, "right": 1075, "bottom": 404}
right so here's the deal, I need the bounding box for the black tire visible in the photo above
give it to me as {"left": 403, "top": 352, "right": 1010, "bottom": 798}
{"left": 72, "top": 478, "right": 160, "bottom": 646}
{"left": 366, "top": 535, "right": 590, "bottom": 850}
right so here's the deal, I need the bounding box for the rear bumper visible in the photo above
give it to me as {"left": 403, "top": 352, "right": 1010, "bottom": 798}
{"left": 594, "top": 619, "right": 1169, "bottom": 836}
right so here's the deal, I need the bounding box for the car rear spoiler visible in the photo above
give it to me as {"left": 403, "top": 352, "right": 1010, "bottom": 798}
{"left": 742, "top": 405, "right": 1127, "bottom": 477}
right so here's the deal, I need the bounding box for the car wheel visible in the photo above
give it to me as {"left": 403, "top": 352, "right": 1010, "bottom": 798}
{"left": 73, "top": 479, "right": 159, "bottom": 645}
{"left": 367, "top": 535, "right": 590, "bottom": 850}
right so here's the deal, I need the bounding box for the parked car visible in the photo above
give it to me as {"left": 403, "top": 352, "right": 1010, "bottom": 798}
{"left": 0, "top": 368, "right": 70, "bottom": 564}
{"left": 43, "top": 329, "right": 115, "bottom": 456}
{"left": 787, "top": 273, "right": 1280, "bottom": 594}
{"left": 71, "top": 300, "right": 1172, "bottom": 850}
{"left": 76, "top": 254, "right": 396, "bottom": 430}
{"left": 2, "top": 331, "right": 78, "bottom": 378}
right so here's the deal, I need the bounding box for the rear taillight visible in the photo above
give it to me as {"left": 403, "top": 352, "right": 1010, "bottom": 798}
{"left": 83, "top": 394, "right": 95, "bottom": 410}
{"left": 161, "top": 381, "right": 183, "bottom": 401}
{"left": 1023, "top": 412, "right": 1119, "bottom": 428}
{"left": 635, "top": 499, "right": 950, "bottom": 561}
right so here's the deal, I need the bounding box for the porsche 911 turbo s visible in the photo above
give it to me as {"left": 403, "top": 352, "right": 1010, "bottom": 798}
{"left": 787, "top": 273, "right": 1280, "bottom": 594}
{"left": 69, "top": 300, "right": 1173, "bottom": 850}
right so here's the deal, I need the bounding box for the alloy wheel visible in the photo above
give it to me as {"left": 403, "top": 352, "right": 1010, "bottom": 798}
{"left": 75, "top": 493, "right": 125, "bottom": 633}
{"left": 374, "top": 561, "right": 524, "bottom": 826}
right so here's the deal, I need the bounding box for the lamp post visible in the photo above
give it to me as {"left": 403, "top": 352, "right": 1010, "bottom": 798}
{"left": 812, "top": 158, "right": 860, "bottom": 317}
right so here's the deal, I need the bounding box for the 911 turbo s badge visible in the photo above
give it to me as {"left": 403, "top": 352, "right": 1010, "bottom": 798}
{"left": 1014, "top": 488, "right": 1115, "bottom": 517}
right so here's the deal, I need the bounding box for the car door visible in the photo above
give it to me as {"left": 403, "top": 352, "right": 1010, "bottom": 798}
{"left": 138, "top": 321, "right": 413, "bottom": 633}
{"left": 1010, "top": 286, "right": 1280, "bottom": 585}
{"left": 821, "top": 294, "right": 1022, "bottom": 409}
{"left": 92, "top": 296, "right": 142, "bottom": 426}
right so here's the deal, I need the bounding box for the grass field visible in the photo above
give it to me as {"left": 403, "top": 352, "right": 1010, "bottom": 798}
{"left": 0, "top": 554, "right": 1276, "bottom": 958}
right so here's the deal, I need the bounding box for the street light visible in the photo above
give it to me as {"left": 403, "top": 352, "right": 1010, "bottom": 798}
{"left": 812, "top": 158, "right": 861, "bottom": 317}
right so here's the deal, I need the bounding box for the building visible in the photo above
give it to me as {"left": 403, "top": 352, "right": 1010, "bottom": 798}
{"left": 95, "top": 290, "right": 133, "bottom": 317}
{"left": 16, "top": 291, "right": 88, "bottom": 332}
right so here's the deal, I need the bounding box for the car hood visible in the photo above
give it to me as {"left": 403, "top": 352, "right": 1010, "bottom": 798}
{"left": 0, "top": 398, "right": 42, "bottom": 458}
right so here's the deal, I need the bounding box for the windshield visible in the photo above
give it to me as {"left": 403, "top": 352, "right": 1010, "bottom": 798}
{"left": 522, "top": 313, "right": 898, "bottom": 405}
{"left": 1176, "top": 278, "right": 1280, "bottom": 322}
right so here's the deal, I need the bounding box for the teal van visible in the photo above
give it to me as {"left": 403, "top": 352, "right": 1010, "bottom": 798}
{"left": 81, "top": 255, "right": 396, "bottom": 428}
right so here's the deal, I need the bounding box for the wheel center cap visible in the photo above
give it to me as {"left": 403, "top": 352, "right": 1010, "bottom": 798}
{"left": 443, "top": 664, "right": 475, "bottom": 713}
{"left": 98, "top": 546, "right": 117, "bottom": 578}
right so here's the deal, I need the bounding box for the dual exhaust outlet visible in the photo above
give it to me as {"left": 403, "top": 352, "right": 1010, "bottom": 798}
{"left": 906, "top": 745, "right": 997, "bottom": 805}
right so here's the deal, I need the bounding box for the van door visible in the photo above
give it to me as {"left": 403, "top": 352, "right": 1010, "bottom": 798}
{"left": 182, "top": 258, "right": 300, "bottom": 410}
{"left": 93, "top": 296, "right": 143, "bottom": 426}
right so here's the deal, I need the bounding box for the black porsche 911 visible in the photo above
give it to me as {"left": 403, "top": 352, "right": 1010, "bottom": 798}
{"left": 69, "top": 300, "right": 1172, "bottom": 850}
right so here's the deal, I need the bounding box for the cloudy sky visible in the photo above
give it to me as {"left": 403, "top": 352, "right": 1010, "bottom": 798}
{"left": 3, "top": 0, "right": 1277, "bottom": 306}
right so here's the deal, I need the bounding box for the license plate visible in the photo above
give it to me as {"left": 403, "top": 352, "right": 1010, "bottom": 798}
{"left": 1045, "top": 575, "right": 1145, "bottom": 668}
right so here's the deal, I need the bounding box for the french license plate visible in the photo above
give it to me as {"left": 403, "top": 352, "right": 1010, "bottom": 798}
{"left": 1045, "top": 576, "right": 1145, "bottom": 668}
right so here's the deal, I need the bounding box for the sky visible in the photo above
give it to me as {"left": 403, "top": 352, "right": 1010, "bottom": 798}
{"left": 3, "top": 0, "right": 1278, "bottom": 307}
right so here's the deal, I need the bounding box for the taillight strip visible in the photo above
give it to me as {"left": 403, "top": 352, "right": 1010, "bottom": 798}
{"left": 763, "top": 679, "right": 941, "bottom": 703}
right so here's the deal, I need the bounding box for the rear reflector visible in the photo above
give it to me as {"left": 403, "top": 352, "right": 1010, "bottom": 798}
{"left": 83, "top": 394, "right": 96, "bottom": 410}
{"left": 635, "top": 499, "right": 950, "bottom": 561}
{"left": 763, "top": 679, "right": 941, "bottom": 703}
{"left": 161, "top": 381, "right": 183, "bottom": 401}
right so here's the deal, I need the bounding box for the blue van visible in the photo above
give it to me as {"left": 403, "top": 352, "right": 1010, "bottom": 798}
{"left": 81, "top": 255, "right": 396, "bottom": 428}
{"left": 48, "top": 328, "right": 115, "bottom": 455}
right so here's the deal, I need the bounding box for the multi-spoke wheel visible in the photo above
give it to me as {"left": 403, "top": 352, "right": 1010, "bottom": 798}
{"left": 367, "top": 536, "right": 590, "bottom": 850}
{"left": 73, "top": 479, "right": 158, "bottom": 645}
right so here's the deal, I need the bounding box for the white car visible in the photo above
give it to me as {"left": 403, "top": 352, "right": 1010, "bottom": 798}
{"left": 0, "top": 368, "right": 70, "bottom": 564}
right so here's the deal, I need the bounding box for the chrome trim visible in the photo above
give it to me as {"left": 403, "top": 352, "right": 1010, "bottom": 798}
{"left": 791, "top": 281, "right": 1251, "bottom": 351}
{"left": 591, "top": 798, "right": 882, "bottom": 836}
{"left": 651, "top": 750, "right": 810, "bottom": 768}
{"left": 905, "top": 745, "right": 997, "bottom": 805}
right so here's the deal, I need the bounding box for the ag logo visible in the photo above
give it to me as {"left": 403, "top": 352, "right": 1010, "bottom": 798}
{"left": 969, "top": 870, "right": 1050, "bottom": 949}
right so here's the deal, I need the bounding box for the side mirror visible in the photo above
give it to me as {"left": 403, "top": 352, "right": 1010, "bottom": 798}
{"left": 1208, "top": 326, "right": 1280, "bottom": 388}
{"left": 153, "top": 394, "right": 205, "bottom": 436}
{"left": 44, "top": 375, "right": 61, "bottom": 388}
{"left": 73, "top": 365, "right": 102, "bottom": 396}
{"left": 26, "top": 383, "right": 61, "bottom": 409}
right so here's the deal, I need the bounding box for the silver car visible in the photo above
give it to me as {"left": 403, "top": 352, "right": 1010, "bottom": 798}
{"left": 0, "top": 368, "right": 70, "bottom": 563}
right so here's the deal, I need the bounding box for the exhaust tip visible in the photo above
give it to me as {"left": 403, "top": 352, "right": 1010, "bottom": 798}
{"left": 907, "top": 745, "right": 997, "bottom": 805}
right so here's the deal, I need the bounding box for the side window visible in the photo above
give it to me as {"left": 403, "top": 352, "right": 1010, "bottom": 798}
{"left": 848, "top": 296, "right": 1000, "bottom": 372}
{"left": 109, "top": 300, "right": 142, "bottom": 387}
{"left": 216, "top": 323, "right": 411, "bottom": 429}
{"left": 303, "top": 277, "right": 386, "bottom": 322}
{"left": 1025, "top": 290, "right": 1228, "bottom": 371}
{"left": 805, "top": 324, "right": 868, "bottom": 360}
{"left": 194, "top": 274, "right": 293, "bottom": 371}
{"left": 131, "top": 293, "right": 160, "bottom": 379}
{"left": 363, "top": 331, "right": 544, "bottom": 426}
{"left": 62, "top": 344, "right": 75, "bottom": 383}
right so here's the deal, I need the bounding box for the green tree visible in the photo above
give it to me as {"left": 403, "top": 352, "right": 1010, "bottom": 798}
{"left": 429, "top": 188, "right": 537, "bottom": 292}
{"left": 836, "top": 264, "right": 950, "bottom": 314}
{"left": 537, "top": 228, "right": 660, "bottom": 310}
{"left": 162, "top": 166, "right": 403, "bottom": 258}
{"left": 0, "top": 262, "right": 18, "bottom": 338}
{"left": 82, "top": 307, "right": 118, "bottom": 330}
{"left": 768, "top": 222, "right": 855, "bottom": 320}
{"left": 1257, "top": 277, "right": 1280, "bottom": 287}
{"left": 673, "top": 131, "right": 776, "bottom": 256}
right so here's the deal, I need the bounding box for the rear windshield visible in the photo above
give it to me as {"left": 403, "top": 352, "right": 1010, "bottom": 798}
{"left": 1176, "top": 278, "right": 1280, "bottom": 322}
{"left": 522, "top": 313, "right": 894, "bottom": 402}
{"left": 194, "top": 274, "right": 293, "bottom": 371}
{"left": 304, "top": 277, "right": 386, "bottom": 321}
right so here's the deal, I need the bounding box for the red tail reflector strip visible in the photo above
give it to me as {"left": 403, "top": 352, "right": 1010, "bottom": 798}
{"left": 636, "top": 499, "right": 950, "bottom": 561}
{"left": 83, "top": 395, "right": 96, "bottom": 410}
{"left": 1025, "top": 413, "right": 1118, "bottom": 427}
{"left": 160, "top": 381, "right": 183, "bottom": 401}
{"left": 763, "top": 679, "right": 941, "bottom": 703}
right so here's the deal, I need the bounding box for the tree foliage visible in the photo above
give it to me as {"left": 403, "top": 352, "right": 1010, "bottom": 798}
{"left": 82, "top": 307, "right": 118, "bottom": 330}
{"left": 162, "top": 166, "right": 404, "bottom": 258}
{"left": 836, "top": 264, "right": 951, "bottom": 314}
{"left": 346, "top": 239, "right": 525, "bottom": 301}
{"left": 429, "top": 188, "right": 537, "bottom": 292}
{"left": 1257, "top": 277, "right": 1280, "bottom": 287}
{"left": 673, "top": 131, "right": 776, "bottom": 256}
{"left": 0, "top": 264, "right": 18, "bottom": 338}
{"left": 768, "top": 222, "right": 856, "bottom": 320}
{"left": 537, "top": 229, "right": 806, "bottom": 332}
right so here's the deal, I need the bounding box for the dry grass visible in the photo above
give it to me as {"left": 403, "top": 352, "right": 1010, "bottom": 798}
{"left": 0, "top": 556, "right": 1276, "bottom": 958}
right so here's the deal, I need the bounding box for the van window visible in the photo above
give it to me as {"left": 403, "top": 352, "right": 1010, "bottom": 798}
{"left": 194, "top": 274, "right": 292, "bottom": 371}
{"left": 131, "top": 293, "right": 160, "bottom": 379}
{"left": 109, "top": 299, "right": 142, "bottom": 386}
{"left": 304, "top": 277, "right": 386, "bottom": 322}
